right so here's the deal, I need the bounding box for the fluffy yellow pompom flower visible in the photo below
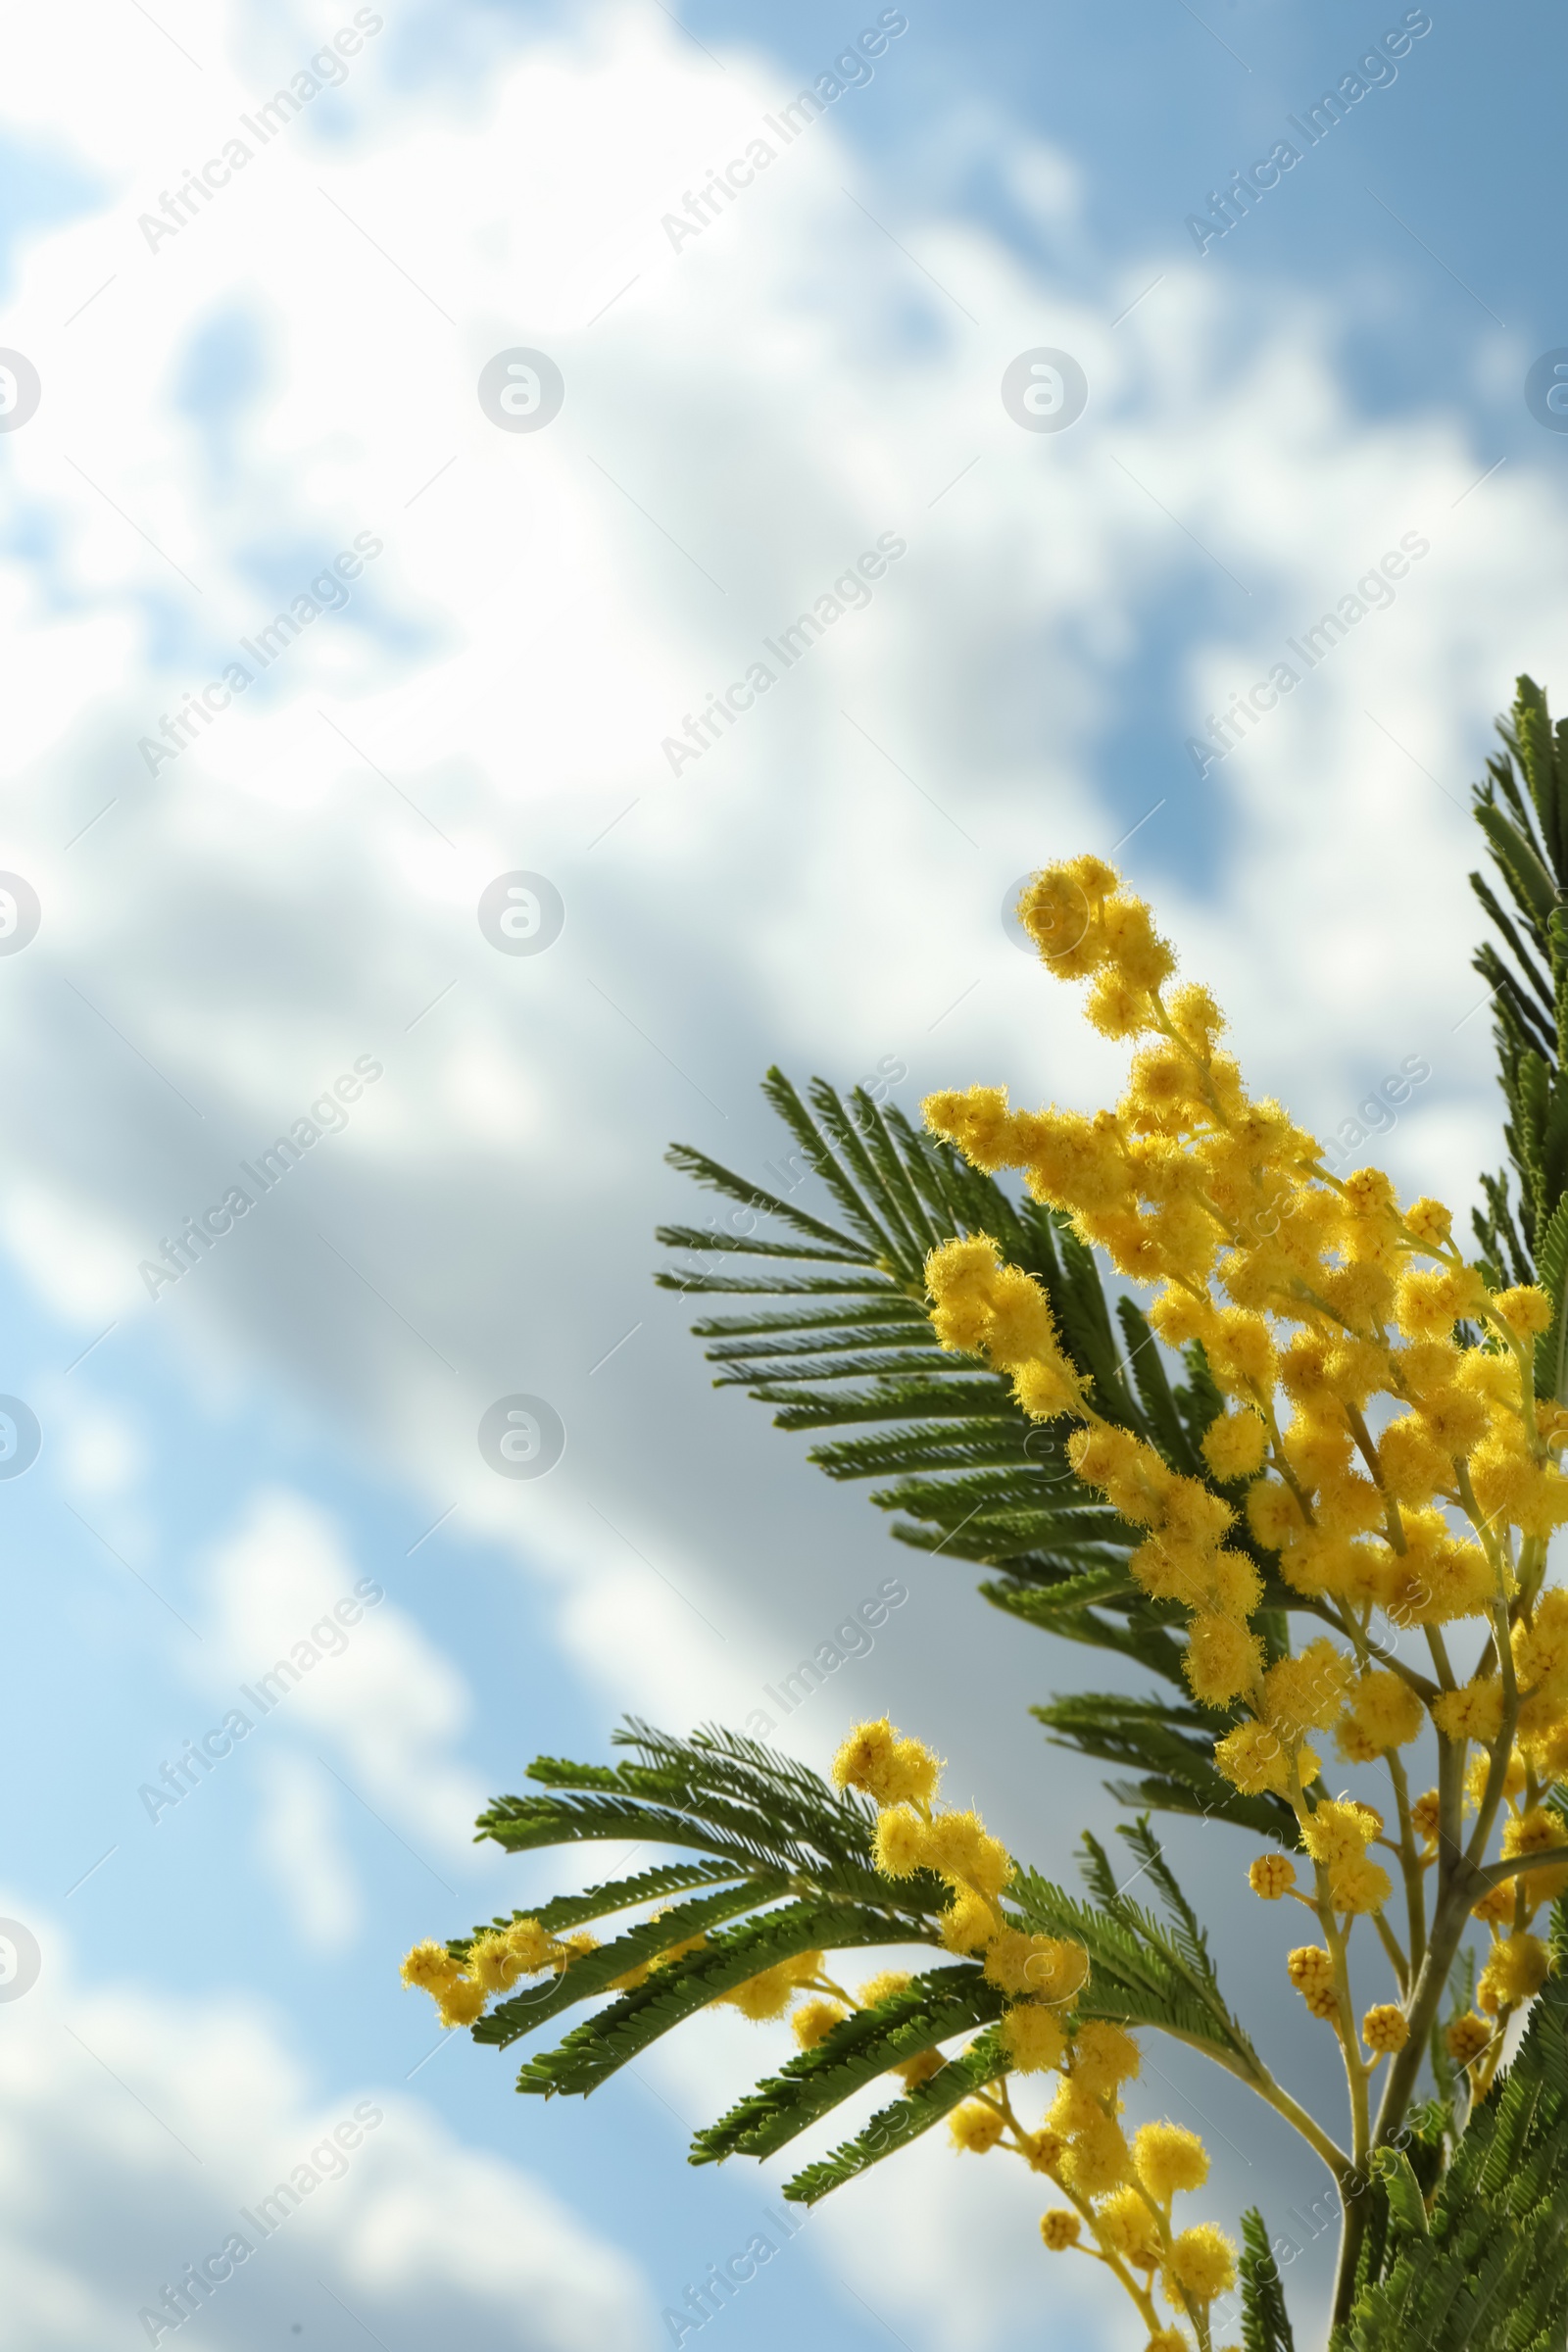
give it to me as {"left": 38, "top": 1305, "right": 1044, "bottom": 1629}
{"left": 1331, "top": 1856, "right": 1393, "bottom": 1917}
{"left": 1071, "top": 2019, "right": 1141, "bottom": 2094}
{"left": 1014, "top": 1356, "right": 1087, "bottom": 1420}
{"left": 721, "top": 1950, "right": 821, "bottom": 2023}
{"left": 1184, "top": 1612, "right": 1264, "bottom": 1706}
{"left": 896, "top": 2049, "right": 947, "bottom": 2089}
{"left": 1002, "top": 2002, "right": 1069, "bottom": 2074}
{"left": 983, "top": 1931, "right": 1046, "bottom": 1996}
{"left": 1040, "top": 2209, "right": 1082, "bottom": 2252}
{"left": 1201, "top": 1408, "right": 1269, "bottom": 1482}
{"left": 401, "top": 1938, "right": 461, "bottom": 1993}
{"left": 950, "top": 2101, "right": 1005, "bottom": 2154}
{"left": 1465, "top": 1745, "right": 1528, "bottom": 1809}
{"left": 468, "top": 1930, "right": 529, "bottom": 1993}
{"left": 1014, "top": 858, "right": 1116, "bottom": 972}
{"left": 1472, "top": 1880, "right": 1517, "bottom": 1927}
{"left": 1394, "top": 1264, "right": 1487, "bottom": 1342}
{"left": 1134, "top": 2120, "right": 1209, "bottom": 2201}
{"left": 1478, "top": 1933, "right": 1549, "bottom": 2013}
{"left": 1263, "top": 1640, "right": 1355, "bottom": 1740}
{"left": 1300, "top": 1797, "right": 1377, "bottom": 1869}
{"left": 983, "top": 1930, "right": 1089, "bottom": 2001}
{"left": 1433, "top": 1679, "right": 1505, "bottom": 1745}
{"left": 1494, "top": 1285, "right": 1553, "bottom": 1337}
{"left": 1097, "top": 2184, "right": 1164, "bottom": 2269}
{"left": 1166, "top": 2223, "right": 1237, "bottom": 2302}
{"left": 1249, "top": 1852, "right": 1297, "bottom": 1900}
{"left": 857, "top": 1970, "right": 913, "bottom": 2008}
{"left": 1377, "top": 1413, "right": 1451, "bottom": 1506}
{"left": 922, "top": 1091, "right": 1019, "bottom": 1173}
{"left": 1499, "top": 1807, "right": 1568, "bottom": 1904}
{"left": 1362, "top": 2004, "right": 1409, "bottom": 2056}
{"left": 1026, "top": 1936, "right": 1093, "bottom": 2005}
{"left": 833, "top": 1719, "right": 942, "bottom": 1808}
{"left": 436, "top": 1976, "right": 488, "bottom": 2029}
{"left": 1403, "top": 1196, "right": 1452, "bottom": 1247}
{"left": 873, "top": 1807, "right": 931, "bottom": 1878}
{"left": 924, "top": 1809, "right": 1012, "bottom": 1895}
{"left": 1215, "top": 1724, "right": 1311, "bottom": 1796}
{"left": 942, "top": 1886, "right": 1001, "bottom": 1952}
{"left": 1052, "top": 2076, "right": 1104, "bottom": 2135}
{"left": 505, "top": 1917, "right": 564, "bottom": 1973}
{"left": 923, "top": 1232, "right": 1088, "bottom": 1417}
{"left": 792, "top": 1999, "right": 846, "bottom": 2051}
{"left": 1060, "top": 2111, "right": 1131, "bottom": 2196}
{"left": 1338, "top": 1669, "right": 1425, "bottom": 1755}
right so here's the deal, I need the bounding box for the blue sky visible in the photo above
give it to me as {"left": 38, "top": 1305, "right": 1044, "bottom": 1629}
{"left": 0, "top": 3, "right": 1562, "bottom": 2347}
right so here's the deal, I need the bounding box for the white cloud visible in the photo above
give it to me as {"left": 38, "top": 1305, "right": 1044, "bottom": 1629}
{"left": 0, "top": 1918, "right": 654, "bottom": 2349}
{"left": 254, "top": 1746, "right": 362, "bottom": 1949}
{"left": 195, "top": 1487, "right": 487, "bottom": 1852}
{"left": 49, "top": 1396, "right": 144, "bottom": 1495}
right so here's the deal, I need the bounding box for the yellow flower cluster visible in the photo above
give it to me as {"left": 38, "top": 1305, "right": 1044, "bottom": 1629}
{"left": 401, "top": 1917, "right": 598, "bottom": 2029}
{"left": 925, "top": 859, "right": 1568, "bottom": 1689}
{"left": 837, "top": 1718, "right": 1231, "bottom": 2348}
{"left": 1040, "top": 2115, "right": 1234, "bottom": 2340}
{"left": 402, "top": 1909, "right": 717, "bottom": 2033}
{"left": 714, "top": 1947, "right": 820, "bottom": 2021}
{"left": 833, "top": 1716, "right": 1088, "bottom": 2040}
{"left": 922, "top": 856, "right": 1568, "bottom": 2032}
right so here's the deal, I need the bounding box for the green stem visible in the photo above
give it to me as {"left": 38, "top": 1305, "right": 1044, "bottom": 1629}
{"left": 1332, "top": 1734, "right": 1475, "bottom": 2328}
{"left": 1385, "top": 1747, "right": 1427, "bottom": 1974}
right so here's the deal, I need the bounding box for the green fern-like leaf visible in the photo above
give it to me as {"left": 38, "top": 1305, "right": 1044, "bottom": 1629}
{"left": 691, "top": 1965, "right": 1002, "bottom": 2164}
{"left": 1239, "top": 2207, "right": 1297, "bottom": 2352}
{"left": 656, "top": 1073, "right": 1214, "bottom": 1659}
{"left": 507, "top": 1899, "right": 919, "bottom": 2097}
{"left": 1335, "top": 1917, "right": 1568, "bottom": 2352}
{"left": 656, "top": 1067, "right": 1334, "bottom": 1835}
{"left": 781, "top": 2026, "right": 1010, "bottom": 2205}
{"left": 1469, "top": 677, "right": 1568, "bottom": 1311}
{"left": 1032, "top": 1691, "right": 1298, "bottom": 1842}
